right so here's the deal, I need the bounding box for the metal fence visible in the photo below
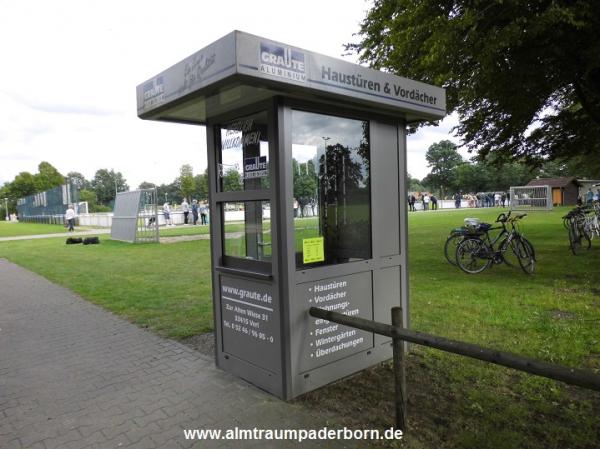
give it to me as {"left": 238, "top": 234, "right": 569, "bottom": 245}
{"left": 309, "top": 306, "right": 600, "bottom": 431}
{"left": 16, "top": 183, "right": 80, "bottom": 222}
{"left": 510, "top": 185, "right": 552, "bottom": 210}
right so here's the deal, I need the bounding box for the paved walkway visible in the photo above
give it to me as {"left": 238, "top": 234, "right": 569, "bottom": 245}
{"left": 0, "top": 229, "right": 111, "bottom": 242}
{"left": 0, "top": 259, "right": 353, "bottom": 449}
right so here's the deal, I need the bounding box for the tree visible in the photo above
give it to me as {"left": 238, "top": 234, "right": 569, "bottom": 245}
{"left": 424, "top": 140, "right": 463, "bottom": 197}
{"left": 349, "top": 0, "right": 600, "bottom": 166}
{"left": 138, "top": 182, "right": 156, "bottom": 190}
{"left": 90, "top": 169, "right": 128, "bottom": 206}
{"left": 67, "top": 171, "right": 89, "bottom": 190}
{"left": 179, "top": 164, "right": 196, "bottom": 200}
{"left": 407, "top": 173, "right": 425, "bottom": 193}
{"left": 222, "top": 169, "right": 243, "bottom": 192}
{"left": 0, "top": 183, "right": 11, "bottom": 219}
{"left": 34, "top": 162, "right": 64, "bottom": 192}
{"left": 79, "top": 189, "right": 110, "bottom": 212}
{"left": 193, "top": 169, "right": 209, "bottom": 201}
{"left": 9, "top": 172, "right": 37, "bottom": 200}
{"left": 157, "top": 182, "right": 181, "bottom": 204}
{"left": 293, "top": 159, "right": 318, "bottom": 217}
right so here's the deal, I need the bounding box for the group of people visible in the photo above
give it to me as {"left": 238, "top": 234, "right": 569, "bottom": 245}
{"left": 408, "top": 193, "right": 438, "bottom": 211}
{"left": 461, "top": 192, "right": 508, "bottom": 208}
{"left": 162, "top": 199, "right": 208, "bottom": 226}
{"left": 581, "top": 188, "right": 600, "bottom": 205}
{"left": 408, "top": 191, "right": 509, "bottom": 211}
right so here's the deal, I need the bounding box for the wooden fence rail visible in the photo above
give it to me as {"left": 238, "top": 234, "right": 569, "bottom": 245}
{"left": 309, "top": 306, "right": 600, "bottom": 430}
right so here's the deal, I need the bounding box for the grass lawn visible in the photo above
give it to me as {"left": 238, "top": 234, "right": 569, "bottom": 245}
{"left": 0, "top": 206, "right": 598, "bottom": 448}
{"left": 0, "top": 236, "right": 213, "bottom": 338}
{"left": 0, "top": 221, "right": 97, "bottom": 237}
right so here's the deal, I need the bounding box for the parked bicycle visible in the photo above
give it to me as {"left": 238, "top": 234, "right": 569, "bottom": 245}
{"left": 562, "top": 203, "right": 600, "bottom": 255}
{"left": 445, "top": 212, "right": 516, "bottom": 267}
{"left": 444, "top": 218, "right": 492, "bottom": 266}
{"left": 454, "top": 212, "right": 536, "bottom": 274}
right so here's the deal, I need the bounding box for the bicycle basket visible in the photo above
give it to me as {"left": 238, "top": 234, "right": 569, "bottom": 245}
{"left": 464, "top": 218, "right": 490, "bottom": 234}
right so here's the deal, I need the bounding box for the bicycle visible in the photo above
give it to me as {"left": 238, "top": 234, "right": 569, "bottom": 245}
{"left": 444, "top": 212, "right": 517, "bottom": 267}
{"left": 455, "top": 213, "right": 536, "bottom": 275}
{"left": 562, "top": 204, "right": 599, "bottom": 255}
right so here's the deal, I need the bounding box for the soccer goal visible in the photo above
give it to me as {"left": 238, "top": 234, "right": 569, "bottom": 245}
{"left": 111, "top": 188, "right": 159, "bottom": 243}
{"left": 510, "top": 185, "right": 552, "bottom": 211}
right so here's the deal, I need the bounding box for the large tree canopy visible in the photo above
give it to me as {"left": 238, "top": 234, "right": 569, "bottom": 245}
{"left": 349, "top": 0, "right": 600, "bottom": 166}
{"left": 424, "top": 140, "right": 463, "bottom": 197}
{"left": 90, "top": 169, "right": 128, "bottom": 206}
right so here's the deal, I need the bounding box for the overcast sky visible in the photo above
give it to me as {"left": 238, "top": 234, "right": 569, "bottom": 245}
{"left": 0, "top": 0, "right": 461, "bottom": 189}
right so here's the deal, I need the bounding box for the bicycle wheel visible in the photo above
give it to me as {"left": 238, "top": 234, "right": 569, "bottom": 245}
{"left": 579, "top": 221, "right": 592, "bottom": 250}
{"left": 569, "top": 222, "right": 582, "bottom": 255}
{"left": 456, "top": 238, "right": 492, "bottom": 274}
{"left": 514, "top": 237, "right": 536, "bottom": 274}
{"left": 521, "top": 237, "right": 536, "bottom": 261}
{"left": 444, "top": 233, "right": 464, "bottom": 266}
{"left": 499, "top": 237, "right": 518, "bottom": 267}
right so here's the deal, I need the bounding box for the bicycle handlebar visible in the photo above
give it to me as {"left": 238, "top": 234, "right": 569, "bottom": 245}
{"left": 495, "top": 210, "right": 512, "bottom": 223}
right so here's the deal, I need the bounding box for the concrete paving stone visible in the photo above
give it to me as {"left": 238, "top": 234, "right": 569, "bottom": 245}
{"left": 26, "top": 442, "right": 47, "bottom": 449}
{"left": 42, "top": 429, "right": 83, "bottom": 449}
{"left": 0, "top": 259, "right": 357, "bottom": 449}
{"left": 99, "top": 420, "right": 137, "bottom": 441}
{"left": 4, "top": 438, "right": 22, "bottom": 449}
{"left": 123, "top": 422, "right": 161, "bottom": 446}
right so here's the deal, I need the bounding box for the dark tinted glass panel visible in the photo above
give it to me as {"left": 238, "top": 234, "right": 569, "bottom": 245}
{"left": 292, "top": 110, "right": 371, "bottom": 269}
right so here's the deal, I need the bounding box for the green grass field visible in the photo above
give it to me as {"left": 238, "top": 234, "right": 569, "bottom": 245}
{"left": 0, "top": 207, "right": 598, "bottom": 448}
{"left": 0, "top": 221, "right": 98, "bottom": 237}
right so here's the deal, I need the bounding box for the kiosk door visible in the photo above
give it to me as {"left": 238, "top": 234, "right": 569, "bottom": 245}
{"left": 209, "top": 107, "right": 284, "bottom": 396}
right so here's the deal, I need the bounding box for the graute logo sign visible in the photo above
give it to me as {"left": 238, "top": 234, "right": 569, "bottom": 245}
{"left": 244, "top": 156, "right": 268, "bottom": 179}
{"left": 259, "top": 42, "right": 306, "bottom": 82}
{"left": 143, "top": 76, "right": 165, "bottom": 109}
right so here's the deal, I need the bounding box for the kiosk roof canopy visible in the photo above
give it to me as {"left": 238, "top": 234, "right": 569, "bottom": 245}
{"left": 137, "top": 31, "right": 446, "bottom": 124}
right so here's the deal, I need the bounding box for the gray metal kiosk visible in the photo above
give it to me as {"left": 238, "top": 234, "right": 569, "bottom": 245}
{"left": 137, "top": 31, "right": 446, "bottom": 399}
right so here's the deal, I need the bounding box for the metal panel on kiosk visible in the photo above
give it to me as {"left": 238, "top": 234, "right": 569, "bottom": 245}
{"left": 137, "top": 31, "right": 446, "bottom": 400}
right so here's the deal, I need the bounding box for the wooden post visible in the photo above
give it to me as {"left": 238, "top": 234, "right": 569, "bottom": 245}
{"left": 391, "top": 306, "right": 407, "bottom": 431}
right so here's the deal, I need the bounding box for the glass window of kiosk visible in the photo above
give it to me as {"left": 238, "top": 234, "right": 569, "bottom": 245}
{"left": 215, "top": 111, "right": 272, "bottom": 273}
{"left": 217, "top": 112, "right": 270, "bottom": 192}
{"left": 292, "top": 110, "right": 371, "bottom": 269}
{"left": 222, "top": 201, "right": 272, "bottom": 262}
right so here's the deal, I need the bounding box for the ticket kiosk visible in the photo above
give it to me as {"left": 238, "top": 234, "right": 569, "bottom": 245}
{"left": 137, "top": 31, "right": 446, "bottom": 399}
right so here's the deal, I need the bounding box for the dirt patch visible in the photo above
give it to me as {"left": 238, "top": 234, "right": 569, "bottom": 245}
{"left": 546, "top": 309, "right": 577, "bottom": 320}
{"left": 180, "top": 332, "right": 215, "bottom": 356}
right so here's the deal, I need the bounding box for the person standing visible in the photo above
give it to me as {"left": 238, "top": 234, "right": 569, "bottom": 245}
{"left": 431, "top": 194, "right": 438, "bottom": 210}
{"left": 163, "top": 202, "right": 172, "bottom": 226}
{"left": 454, "top": 192, "right": 461, "bottom": 209}
{"left": 191, "top": 199, "right": 199, "bottom": 225}
{"left": 586, "top": 188, "right": 594, "bottom": 204}
{"left": 200, "top": 202, "right": 208, "bottom": 225}
{"left": 423, "top": 193, "right": 430, "bottom": 211}
{"left": 494, "top": 192, "right": 501, "bottom": 206}
{"left": 65, "top": 205, "right": 76, "bottom": 232}
{"left": 408, "top": 194, "right": 416, "bottom": 212}
{"left": 181, "top": 198, "right": 190, "bottom": 225}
